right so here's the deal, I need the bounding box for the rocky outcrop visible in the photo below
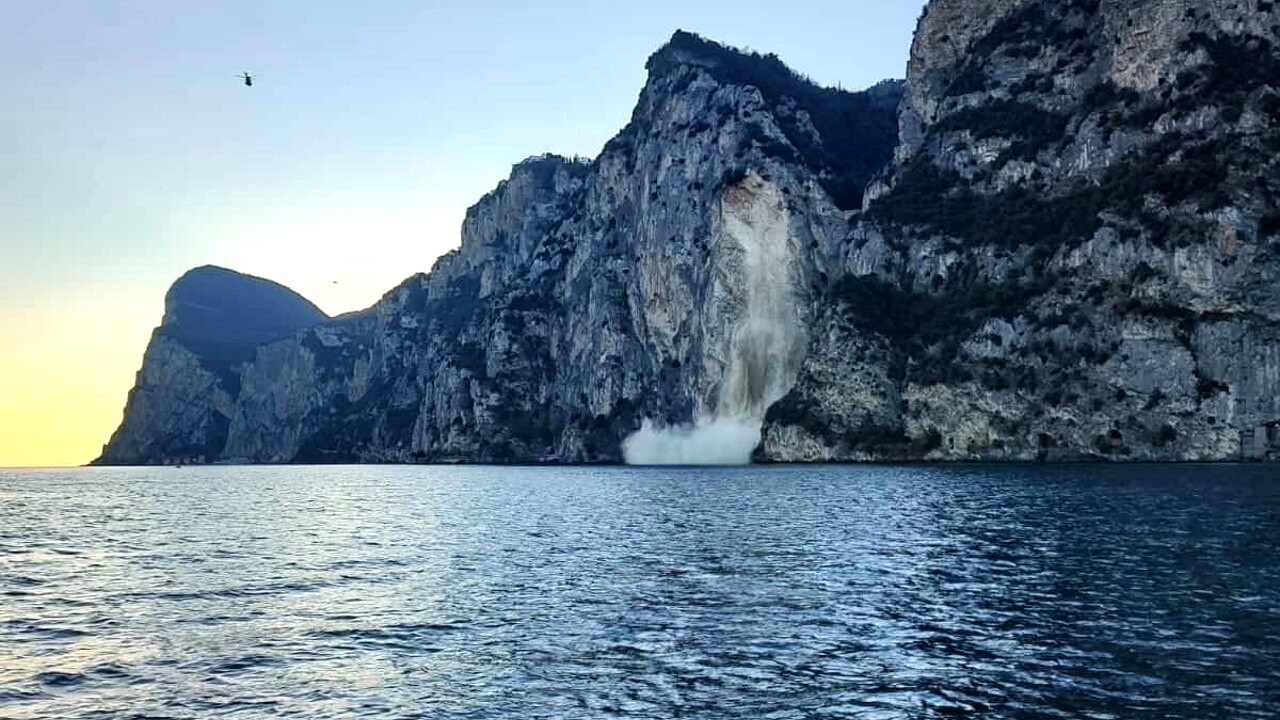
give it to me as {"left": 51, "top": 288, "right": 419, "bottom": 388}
{"left": 100, "top": 33, "right": 901, "bottom": 465}
{"left": 101, "top": 5, "right": 1280, "bottom": 465}
{"left": 98, "top": 266, "right": 326, "bottom": 464}
{"left": 763, "top": 0, "right": 1280, "bottom": 462}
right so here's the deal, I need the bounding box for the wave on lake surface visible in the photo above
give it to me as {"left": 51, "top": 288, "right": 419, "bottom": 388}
{"left": 2, "top": 464, "right": 1278, "bottom": 719}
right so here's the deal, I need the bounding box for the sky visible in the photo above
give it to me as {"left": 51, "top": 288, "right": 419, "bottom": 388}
{"left": 0, "top": 0, "right": 925, "bottom": 467}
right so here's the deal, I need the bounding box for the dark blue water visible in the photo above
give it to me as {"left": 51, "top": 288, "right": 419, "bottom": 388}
{"left": 2, "top": 465, "right": 1277, "bottom": 719}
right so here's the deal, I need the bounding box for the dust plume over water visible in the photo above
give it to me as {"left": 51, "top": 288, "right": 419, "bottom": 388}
{"left": 625, "top": 175, "right": 804, "bottom": 465}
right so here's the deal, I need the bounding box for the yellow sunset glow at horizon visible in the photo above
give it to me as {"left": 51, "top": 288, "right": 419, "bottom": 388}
{"left": 0, "top": 2, "right": 920, "bottom": 468}
{"left": 0, "top": 208, "right": 462, "bottom": 468}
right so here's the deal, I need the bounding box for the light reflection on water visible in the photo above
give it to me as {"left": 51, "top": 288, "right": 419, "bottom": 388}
{"left": 1, "top": 464, "right": 1277, "bottom": 718}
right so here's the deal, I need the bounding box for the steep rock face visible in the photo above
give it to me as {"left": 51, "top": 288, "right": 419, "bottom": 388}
{"left": 102, "top": 32, "right": 902, "bottom": 464}
{"left": 762, "top": 0, "right": 1280, "bottom": 462}
{"left": 159, "top": 265, "right": 328, "bottom": 381}
{"left": 898, "top": 0, "right": 1031, "bottom": 158}
{"left": 98, "top": 266, "right": 326, "bottom": 464}
{"left": 104, "top": 5, "right": 1280, "bottom": 465}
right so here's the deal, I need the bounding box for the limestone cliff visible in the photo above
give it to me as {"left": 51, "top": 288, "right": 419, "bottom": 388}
{"left": 98, "top": 266, "right": 326, "bottom": 464}
{"left": 763, "top": 0, "right": 1280, "bottom": 461}
{"left": 100, "top": 32, "right": 901, "bottom": 464}
{"left": 100, "top": 6, "right": 1280, "bottom": 465}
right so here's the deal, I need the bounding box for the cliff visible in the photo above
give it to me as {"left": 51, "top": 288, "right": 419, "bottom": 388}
{"left": 99, "top": 4, "right": 1280, "bottom": 465}
{"left": 98, "top": 266, "right": 326, "bottom": 464}
{"left": 762, "top": 0, "right": 1280, "bottom": 461}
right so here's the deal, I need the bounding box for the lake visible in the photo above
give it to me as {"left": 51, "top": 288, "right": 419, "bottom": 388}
{"left": 2, "top": 464, "right": 1277, "bottom": 718}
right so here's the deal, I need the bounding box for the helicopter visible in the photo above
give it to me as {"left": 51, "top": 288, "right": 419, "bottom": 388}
{"left": 239, "top": 72, "right": 253, "bottom": 87}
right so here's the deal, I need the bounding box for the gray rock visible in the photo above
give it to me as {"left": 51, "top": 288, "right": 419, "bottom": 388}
{"left": 100, "top": 9, "right": 1280, "bottom": 465}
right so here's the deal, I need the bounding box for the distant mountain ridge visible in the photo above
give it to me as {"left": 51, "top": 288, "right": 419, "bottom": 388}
{"left": 98, "top": 1, "right": 1280, "bottom": 465}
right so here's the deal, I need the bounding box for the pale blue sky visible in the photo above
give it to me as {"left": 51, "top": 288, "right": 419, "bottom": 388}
{"left": 0, "top": 0, "right": 924, "bottom": 465}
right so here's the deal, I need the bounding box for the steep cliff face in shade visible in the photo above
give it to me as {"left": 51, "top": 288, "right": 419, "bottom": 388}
{"left": 762, "top": 0, "right": 1280, "bottom": 462}
{"left": 102, "top": 5, "right": 1280, "bottom": 465}
{"left": 158, "top": 265, "right": 328, "bottom": 390}
{"left": 96, "top": 267, "right": 326, "bottom": 464}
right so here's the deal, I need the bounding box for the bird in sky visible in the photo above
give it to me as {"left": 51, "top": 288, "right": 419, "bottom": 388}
{"left": 240, "top": 72, "right": 253, "bottom": 87}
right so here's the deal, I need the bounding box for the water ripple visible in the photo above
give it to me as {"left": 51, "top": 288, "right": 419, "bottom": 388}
{"left": 0, "top": 464, "right": 1277, "bottom": 719}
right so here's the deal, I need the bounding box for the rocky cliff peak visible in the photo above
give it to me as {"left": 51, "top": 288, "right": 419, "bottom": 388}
{"left": 639, "top": 30, "right": 904, "bottom": 210}
{"left": 101, "top": 8, "right": 1280, "bottom": 466}
{"left": 899, "top": 0, "right": 1280, "bottom": 162}
{"left": 161, "top": 265, "right": 327, "bottom": 375}
{"left": 95, "top": 267, "right": 328, "bottom": 465}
